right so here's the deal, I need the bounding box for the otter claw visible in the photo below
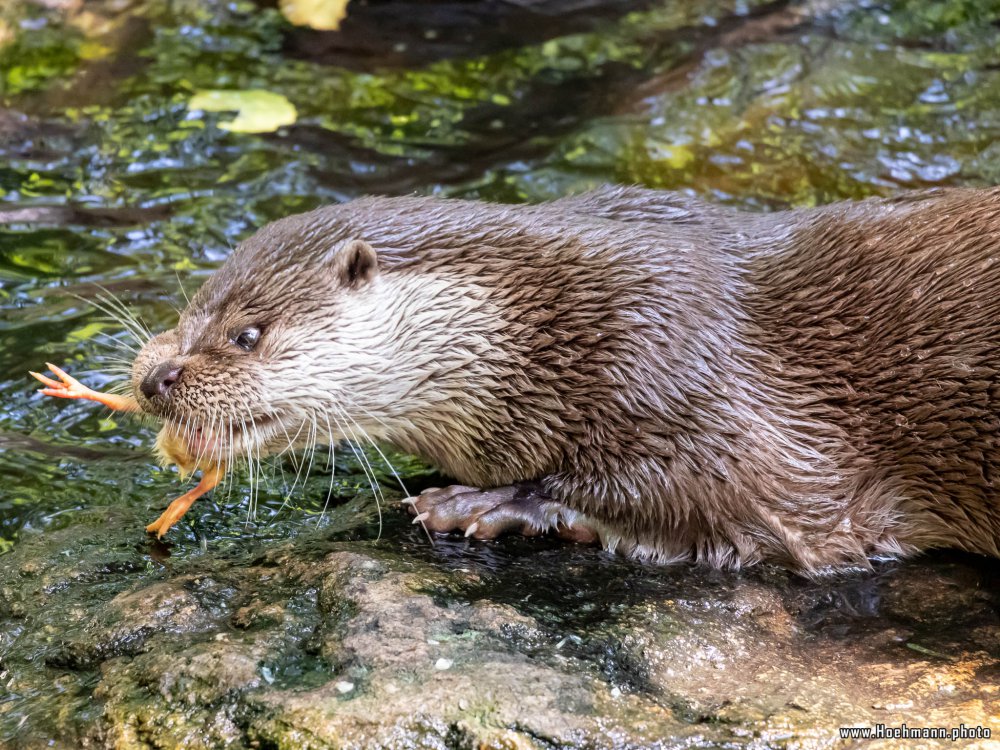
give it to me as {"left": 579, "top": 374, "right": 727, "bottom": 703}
{"left": 397, "top": 483, "right": 600, "bottom": 546}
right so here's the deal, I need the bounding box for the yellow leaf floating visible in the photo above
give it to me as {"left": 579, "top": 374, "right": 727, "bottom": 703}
{"left": 0, "top": 20, "right": 13, "bottom": 49}
{"left": 279, "top": 0, "right": 351, "bottom": 31}
{"left": 188, "top": 90, "right": 297, "bottom": 134}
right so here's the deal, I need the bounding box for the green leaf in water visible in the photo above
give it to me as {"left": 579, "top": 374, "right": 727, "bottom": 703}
{"left": 67, "top": 321, "right": 109, "bottom": 343}
{"left": 188, "top": 89, "right": 297, "bottom": 133}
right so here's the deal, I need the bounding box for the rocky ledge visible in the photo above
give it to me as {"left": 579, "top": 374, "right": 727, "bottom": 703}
{"left": 1, "top": 506, "right": 998, "bottom": 749}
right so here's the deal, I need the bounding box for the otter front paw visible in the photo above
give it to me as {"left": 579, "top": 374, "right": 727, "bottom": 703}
{"left": 402, "top": 482, "right": 599, "bottom": 544}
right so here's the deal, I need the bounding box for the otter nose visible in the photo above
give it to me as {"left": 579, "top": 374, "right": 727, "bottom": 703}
{"left": 140, "top": 362, "right": 183, "bottom": 400}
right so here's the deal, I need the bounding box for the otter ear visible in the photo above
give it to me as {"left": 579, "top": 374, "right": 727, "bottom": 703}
{"left": 334, "top": 239, "right": 378, "bottom": 289}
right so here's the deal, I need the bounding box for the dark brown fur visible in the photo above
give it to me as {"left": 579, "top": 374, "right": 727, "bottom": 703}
{"left": 134, "top": 186, "right": 1000, "bottom": 573}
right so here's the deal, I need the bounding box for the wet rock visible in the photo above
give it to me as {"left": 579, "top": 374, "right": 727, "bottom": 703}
{"left": 47, "top": 578, "right": 216, "bottom": 669}
{"left": 2, "top": 516, "right": 999, "bottom": 749}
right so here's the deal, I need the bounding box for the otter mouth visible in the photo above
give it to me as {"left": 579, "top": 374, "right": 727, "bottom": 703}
{"left": 185, "top": 424, "right": 226, "bottom": 461}
{"left": 162, "top": 413, "right": 284, "bottom": 463}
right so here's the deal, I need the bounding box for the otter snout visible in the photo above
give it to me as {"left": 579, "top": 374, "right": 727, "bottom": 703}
{"left": 140, "top": 361, "right": 184, "bottom": 400}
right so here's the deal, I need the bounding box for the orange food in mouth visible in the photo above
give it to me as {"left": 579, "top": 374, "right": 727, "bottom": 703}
{"left": 155, "top": 423, "right": 225, "bottom": 477}
{"left": 31, "top": 362, "right": 226, "bottom": 539}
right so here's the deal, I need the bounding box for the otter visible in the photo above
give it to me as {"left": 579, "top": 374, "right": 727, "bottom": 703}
{"left": 32, "top": 186, "right": 1000, "bottom": 573}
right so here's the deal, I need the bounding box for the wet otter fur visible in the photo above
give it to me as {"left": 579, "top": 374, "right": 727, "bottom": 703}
{"left": 132, "top": 186, "right": 1000, "bottom": 573}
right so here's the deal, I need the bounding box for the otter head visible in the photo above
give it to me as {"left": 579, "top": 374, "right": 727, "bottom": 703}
{"left": 130, "top": 211, "right": 386, "bottom": 465}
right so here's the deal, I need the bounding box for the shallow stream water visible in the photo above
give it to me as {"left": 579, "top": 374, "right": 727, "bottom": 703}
{"left": 1, "top": 1, "right": 999, "bottom": 747}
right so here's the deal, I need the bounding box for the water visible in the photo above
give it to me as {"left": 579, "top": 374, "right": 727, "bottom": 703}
{"left": 1, "top": 0, "right": 1000, "bottom": 744}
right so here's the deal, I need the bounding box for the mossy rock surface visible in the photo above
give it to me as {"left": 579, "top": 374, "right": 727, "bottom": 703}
{"left": 2, "top": 513, "right": 999, "bottom": 748}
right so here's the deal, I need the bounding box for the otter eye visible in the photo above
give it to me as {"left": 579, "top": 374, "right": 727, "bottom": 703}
{"left": 233, "top": 326, "right": 261, "bottom": 351}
